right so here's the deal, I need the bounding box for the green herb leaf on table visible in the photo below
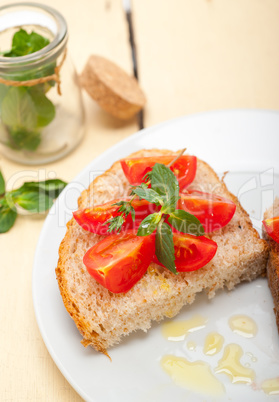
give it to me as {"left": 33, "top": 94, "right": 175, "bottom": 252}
{"left": 168, "top": 209, "right": 205, "bottom": 236}
{"left": 14, "top": 179, "right": 67, "bottom": 199}
{"left": 0, "top": 203, "right": 17, "bottom": 233}
{"left": 137, "top": 213, "right": 161, "bottom": 236}
{"left": 14, "top": 191, "right": 53, "bottom": 213}
{"left": 155, "top": 220, "right": 177, "bottom": 274}
{"left": 0, "top": 175, "right": 67, "bottom": 233}
{"left": 0, "top": 170, "right": 5, "bottom": 195}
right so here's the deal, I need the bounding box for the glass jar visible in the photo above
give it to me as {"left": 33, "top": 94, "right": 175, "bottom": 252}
{"left": 0, "top": 2, "right": 84, "bottom": 164}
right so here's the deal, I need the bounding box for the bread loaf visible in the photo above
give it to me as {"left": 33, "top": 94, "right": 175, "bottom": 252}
{"left": 56, "top": 149, "right": 269, "bottom": 355}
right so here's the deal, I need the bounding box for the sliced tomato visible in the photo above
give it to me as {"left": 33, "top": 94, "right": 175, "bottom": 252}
{"left": 83, "top": 230, "right": 155, "bottom": 293}
{"left": 152, "top": 232, "right": 217, "bottom": 272}
{"left": 178, "top": 190, "right": 236, "bottom": 233}
{"left": 73, "top": 197, "right": 158, "bottom": 235}
{"left": 120, "top": 155, "right": 197, "bottom": 189}
{"left": 263, "top": 216, "right": 279, "bottom": 243}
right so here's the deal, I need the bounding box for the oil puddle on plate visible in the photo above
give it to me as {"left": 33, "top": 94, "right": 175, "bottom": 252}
{"left": 157, "top": 278, "right": 279, "bottom": 401}
{"left": 161, "top": 354, "right": 225, "bottom": 397}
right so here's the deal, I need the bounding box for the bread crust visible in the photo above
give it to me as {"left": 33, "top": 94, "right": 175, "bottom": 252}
{"left": 264, "top": 198, "right": 279, "bottom": 333}
{"left": 267, "top": 240, "right": 279, "bottom": 330}
{"left": 56, "top": 149, "right": 269, "bottom": 355}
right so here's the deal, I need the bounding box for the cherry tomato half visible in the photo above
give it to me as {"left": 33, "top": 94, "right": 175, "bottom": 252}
{"left": 73, "top": 198, "right": 158, "bottom": 235}
{"left": 263, "top": 216, "right": 279, "bottom": 244}
{"left": 83, "top": 230, "right": 155, "bottom": 293}
{"left": 178, "top": 190, "right": 236, "bottom": 233}
{"left": 152, "top": 232, "right": 217, "bottom": 272}
{"left": 120, "top": 155, "right": 197, "bottom": 190}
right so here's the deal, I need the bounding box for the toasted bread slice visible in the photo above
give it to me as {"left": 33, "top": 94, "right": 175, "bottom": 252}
{"left": 264, "top": 198, "right": 279, "bottom": 331}
{"left": 56, "top": 149, "right": 269, "bottom": 355}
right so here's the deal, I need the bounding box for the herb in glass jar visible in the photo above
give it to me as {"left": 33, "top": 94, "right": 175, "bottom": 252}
{"left": 0, "top": 3, "right": 84, "bottom": 165}
{"left": 0, "top": 28, "right": 56, "bottom": 151}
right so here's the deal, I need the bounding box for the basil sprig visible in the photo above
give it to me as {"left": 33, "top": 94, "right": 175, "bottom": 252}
{"left": 155, "top": 220, "right": 176, "bottom": 274}
{"left": 0, "top": 29, "right": 56, "bottom": 151}
{"left": 2, "top": 29, "right": 50, "bottom": 57}
{"left": 0, "top": 170, "right": 67, "bottom": 233}
{"left": 106, "top": 163, "right": 204, "bottom": 274}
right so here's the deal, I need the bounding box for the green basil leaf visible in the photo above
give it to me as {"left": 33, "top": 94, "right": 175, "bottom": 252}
{"left": 0, "top": 170, "right": 5, "bottom": 195}
{"left": 37, "top": 179, "right": 67, "bottom": 196}
{"left": 29, "top": 87, "right": 55, "bottom": 127}
{"left": 0, "top": 83, "right": 9, "bottom": 106}
{"left": 0, "top": 204, "right": 17, "bottom": 233}
{"left": 161, "top": 198, "right": 178, "bottom": 215}
{"left": 155, "top": 221, "right": 177, "bottom": 274}
{"left": 132, "top": 187, "right": 164, "bottom": 205}
{"left": 15, "top": 191, "right": 53, "bottom": 213}
{"left": 150, "top": 163, "right": 180, "bottom": 210}
{"left": 17, "top": 179, "right": 67, "bottom": 199}
{"left": 168, "top": 209, "right": 205, "bottom": 236}
{"left": 8, "top": 128, "right": 41, "bottom": 151}
{"left": 137, "top": 213, "right": 161, "bottom": 236}
{"left": 3, "top": 29, "right": 50, "bottom": 57}
{"left": 130, "top": 206, "right": 135, "bottom": 222}
{"left": 129, "top": 182, "right": 148, "bottom": 195}
{"left": 1, "top": 87, "right": 37, "bottom": 130}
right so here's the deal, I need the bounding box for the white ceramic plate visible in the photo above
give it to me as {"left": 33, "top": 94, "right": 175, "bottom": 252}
{"left": 33, "top": 110, "right": 279, "bottom": 402}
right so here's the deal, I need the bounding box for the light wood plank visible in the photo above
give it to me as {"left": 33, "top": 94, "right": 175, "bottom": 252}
{"left": 132, "top": 0, "right": 279, "bottom": 126}
{"left": 0, "top": 1, "right": 135, "bottom": 401}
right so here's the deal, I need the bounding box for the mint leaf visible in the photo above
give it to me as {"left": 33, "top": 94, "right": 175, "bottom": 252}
{"left": 132, "top": 186, "right": 164, "bottom": 205}
{"left": 0, "top": 170, "right": 5, "bottom": 195}
{"left": 137, "top": 213, "right": 161, "bottom": 236}
{"left": 0, "top": 203, "right": 17, "bottom": 233}
{"left": 0, "top": 169, "right": 66, "bottom": 233}
{"left": 142, "top": 171, "right": 151, "bottom": 183}
{"left": 36, "top": 179, "right": 67, "bottom": 196}
{"left": 0, "top": 84, "right": 9, "bottom": 105}
{"left": 150, "top": 163, "right": 180, "bottom": 212}
{"left": 8, "top": 127, "right": 41, "bottom": 151}
{"left": 16, "top": 179, "right": 67, "bottom": 199}
{"left": 155, "top": 221, "right": 177, "bottom": 274}
{"left": 1, "top": 87, "right": 37, "bottom": 130}
{"left": 168, "top": 209, "right": 204, "bottom": 236}
{"left": 3, "top": 29, "right": 50, "bottom": 57}
{"left": 29, "top": 87, "right": 55, "bottom": 127}
{"left": 1, "top": 29, "right": 56, "bottom": 152}
{"left": 14, "top": 191, "right": 53, "bottom": 213}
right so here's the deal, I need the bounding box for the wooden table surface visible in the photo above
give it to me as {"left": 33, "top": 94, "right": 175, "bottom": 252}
{"left": 1, "top": 0, "right": 279, "bottom": 400}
